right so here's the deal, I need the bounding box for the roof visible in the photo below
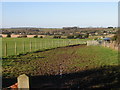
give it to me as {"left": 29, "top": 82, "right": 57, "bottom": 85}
{"left": 103, "top": 37, "right": 111, "bottom": 40}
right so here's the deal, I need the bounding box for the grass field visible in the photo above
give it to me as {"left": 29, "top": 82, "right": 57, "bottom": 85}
{"left": 3, "top": 45, "right": 118, "bottom": 78}
{"left": 2, "top": 38, "right": 119, "bottom": 89}
{"left": 2, "top": 45, "right": 119, "bottom": 88}
{"left": 2, "top": 38, "right": 88, "bottom": 57}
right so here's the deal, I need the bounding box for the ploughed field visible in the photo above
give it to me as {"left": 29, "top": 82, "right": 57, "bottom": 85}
{"left": 2, "top": 45, "right": 120, "bottom": 89}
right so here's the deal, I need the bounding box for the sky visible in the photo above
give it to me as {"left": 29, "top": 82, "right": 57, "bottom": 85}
{"left": 2, "top": 2, "right": 118, "bottom": 28}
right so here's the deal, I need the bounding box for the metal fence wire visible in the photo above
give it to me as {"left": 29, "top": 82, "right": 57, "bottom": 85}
{"left": 2, "top": 38, "right": 87, "bottom": 57}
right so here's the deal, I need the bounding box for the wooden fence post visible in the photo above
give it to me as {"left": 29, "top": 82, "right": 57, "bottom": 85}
{"left": 53, "top": 40, "right": 54, "bottom": 48}
{"left": 44, "top": 40, "right": 46, "bottom": 49}
{"left": 35, "top": 39, "right": 36, "bottom": 50}
{"left": 23, "top": 41, "right": 25, "bottom": 53}
{"left": 42, "top": 40, "right": 43, "bottom": 49}
{"left": 17, "top": 74, "right": 29, "bottom": 90}
{"left": 5, "top": 42, "right": 7, "bottom": 56}
{"left": 15, "top": 42, "right": 17, "bottom": 55}
{"left": 30, "top": 40, "right": 32, "bottom": 52}
{"left": 40, "top": 39, "right": 41, "bottom": 49}
{"left": 57, "top": 40, "right": 58, "bottom": 47}
{"left": 57, "top": 40, "right": 59, "bottom": 47}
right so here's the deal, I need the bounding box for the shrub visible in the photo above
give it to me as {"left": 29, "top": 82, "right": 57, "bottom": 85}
{"left": 84, "top": 33, "right": 89, "bottom": 38}
{"left": 94, "top": 38, "right": 98, "bottom": 40}
{"left": 22, "top": 35, "right": 27, "bottom": 38}
{"left": 7, "top": 34, "right": 11, "bottom": 37}
{"left": 0, "top": 35, "right": 2, "bottom": 37}
{"left": 111, "top": 35, "right": 117, "bottom": 41}
{"left": 75, "top": 34, "right": 83, "bottom": 39}
{"left": 67, "top": 35, "right": 74, "bottom": 39}
{"left": 53, "top": 35, "right": 61, "bottom": 39}
{"left": 34, "top": 35, "right": 38, "bottom": 38}
{"left": 40, "top": 36, "right": 43, "bottom": 38}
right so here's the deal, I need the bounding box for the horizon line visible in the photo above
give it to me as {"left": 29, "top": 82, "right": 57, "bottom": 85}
{"left": 0, "top": 26, "right": 117, "bottom": 29}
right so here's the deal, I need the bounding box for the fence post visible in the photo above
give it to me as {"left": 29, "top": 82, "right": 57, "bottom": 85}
{"left": 30, "top": 40, "right": 32, "bottom": 52}
{"left": 17, "top": 74, "right": 29, "bottom": 90}
{"left": 40, "top": 39, "right": 41, "bottom": 49}
{"left": 23, "top": 41, "right": 25, "bottom": 53}
{"left": 63, "top": 40, "right": 65, "bottom": 46}
{"left": 42, "top": 40, "right": 44, "bottom": 49}
{"left": 52, "top": 40, "right": 54, "bottom": 48}
{"left": 5, "top": 42, "right": 7, "bottom": 56}
{"left": 58, "top": 40, "right": 59, "bottom": 47}
{"left": 44, "top": 40, "right": 46, "bottom": 49}
{"left": 38, "top": 39, "right": 40, "bottom": 49}
{"left": 62, "top": 40, "right": 63, "bottom": 46}
{"left": 35, "top": 39, "right": 36, "bottom": 50}
{"left": 15, "top": 42, "right": 17, "bottom": 55}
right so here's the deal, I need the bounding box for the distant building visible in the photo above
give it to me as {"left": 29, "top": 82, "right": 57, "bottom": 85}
{"left": 2, "top": 34, "right": 46, "bottom": 38}
{"left": 11, "top": 34, "right": 23, "bottom": 38}
{"left": 108, "top": 27, "right": 113, "bottom": 29}
{"left": 103, "top": 37, "right": 111, "bottom": 42}
{"left": 63, "top": 27, "right": 78, "bottom": 30}
{"left": 2, "top": 34, "right": 7, "bottom": 37}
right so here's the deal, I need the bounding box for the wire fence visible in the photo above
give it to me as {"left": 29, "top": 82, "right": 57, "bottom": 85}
{"left": 2, "top": 38, "right": 87, "bottom": 57}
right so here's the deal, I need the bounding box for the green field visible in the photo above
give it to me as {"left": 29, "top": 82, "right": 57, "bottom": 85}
{"left": 2, "top": 38, "right": 119, "bottom": 88}
{"left": 2, "top": 45, "right": 118, "bottom": 78}
{"left": 2, "top": 44, "right": 119, "bottom": 89}
{"left": 2, "top": 38, "right": 88, "bottom": 57}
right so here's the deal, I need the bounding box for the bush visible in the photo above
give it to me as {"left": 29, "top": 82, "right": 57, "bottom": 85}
{"left": 75, "top": 34, "right": 83, "bottom": 39}
{"left": 40, "top": 36, "right": 43, "bottom": 38}
{"left": 7, "top": 34, "right": 11, "bottom": 37}
{"left": 94, "top": 38, "right": 98, "bottom": 40}
{"left": 53, "top": 35, "right": 61, "bottom": 39}
{"left": 22, "top": 35, "right": 27, "bottom": 38}
{"left": 84, "top": 33, "right": 89, "bottom": 38}
{"left": 67, "top": 35, "right": 74, "bottom": 39}
{"left": 34, "top": 35, "right": 38, "bottom": 38}
{"left": 111, "top": 35, "right": 117, "bottom": 41}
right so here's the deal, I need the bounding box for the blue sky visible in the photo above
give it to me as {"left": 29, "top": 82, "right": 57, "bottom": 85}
{"left": 2, "top": 2, "right": 118, "bottom": 28}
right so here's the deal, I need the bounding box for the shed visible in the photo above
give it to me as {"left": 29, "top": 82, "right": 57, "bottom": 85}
{"left": 103, "top": 37, "right": 111, "bottom": 42}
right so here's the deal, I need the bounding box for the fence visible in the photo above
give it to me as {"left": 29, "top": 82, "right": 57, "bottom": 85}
{"left": 87, "top": 40, "right": 100, "bottom": 46}
{"left": 2, "top": 38, "right": 87, "bottom": 57}
{"left": 101, "top": 41, "right": 119, "bottom": 51}
{"left": 87, "top": 40, "right": 119, "bottom": 51}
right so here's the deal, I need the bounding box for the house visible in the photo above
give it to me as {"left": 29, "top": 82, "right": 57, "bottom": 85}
{"left": 2, "top": 34, "right": 7, "bottom": 37}
{"left": 11, "top": 34, "right": 23, "bottom": 38}
{"left": 27, "top": 35, "right": 36, "bottom": 38}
